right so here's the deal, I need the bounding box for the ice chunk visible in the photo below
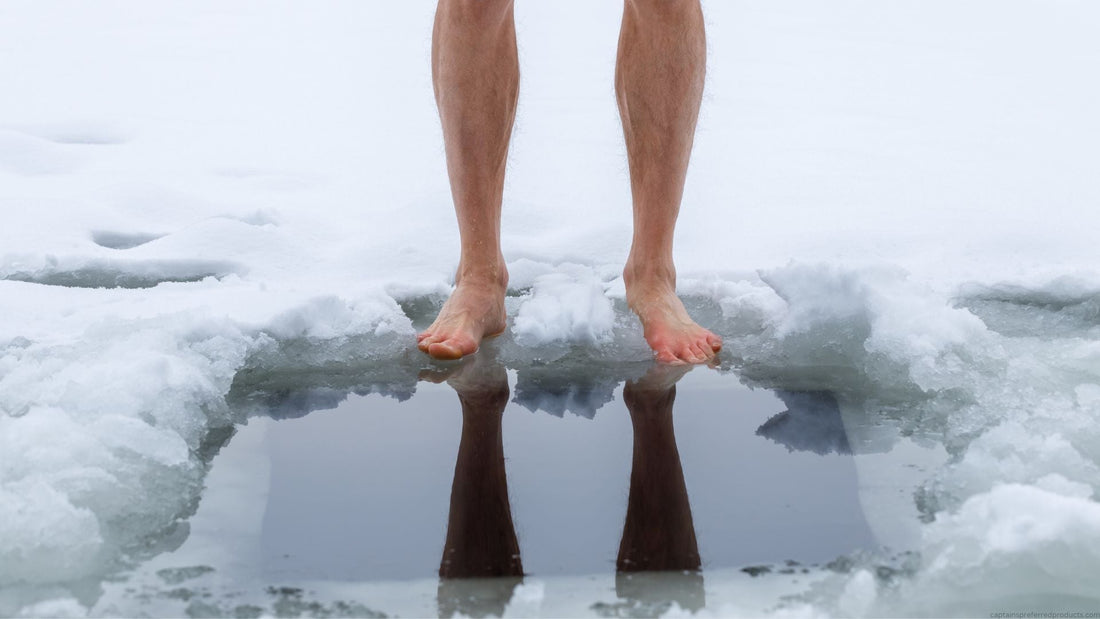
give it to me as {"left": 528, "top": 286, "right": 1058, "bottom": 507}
{"left": 512, "top": 266, "right": 616, "bottom": 346}
{"left": 0, "top": 482, "right": 102, "bottom": 585}
{"left": 957, "top": 280, "right": 1100, "bottom": 339}
{"left": 907, "top": 484, "right": 1100, "bottom": 613}
{"left": 15, "top": 597, "right": 87, "bottom": 619}
{"left": 0, "top": 315, "right": 257, "bottom": 589}
{"left": 837, "top": 570, "right": 877, "bottom": 617}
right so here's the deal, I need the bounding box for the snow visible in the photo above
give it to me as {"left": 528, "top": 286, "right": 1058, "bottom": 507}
{"left": 512, "top": 266, "right": 616, "bottom": 346}
{"left": 2, "top": 0, "right": 1100, "bottom": 616}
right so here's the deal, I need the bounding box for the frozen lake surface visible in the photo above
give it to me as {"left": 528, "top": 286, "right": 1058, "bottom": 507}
{"left": 4, "top": 1, "right": 1100, "bottom": 616}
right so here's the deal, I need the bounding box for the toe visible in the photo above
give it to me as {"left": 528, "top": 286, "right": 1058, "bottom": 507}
{"left": 418, "top": 334, "right": 442, "bottom": 352}
{"left": 706, "top": 333, "right": 723, "bottom": 352}
{"left": 690, "top": 342, "right": 710, "bottom": 363}
{"left": 428, "top": 341, "right": 465, "bottom": 360}
{"left": 678, "top": 345, "right": 701, "bottom": 364}
{"left": 690, "top": 345, "right": 711, "bottom": 364}
{"left": 428, "top": 335, "right": 478, "bottom": 360}
{"left": 655, "top": 348, "right": 685, "bottom": 365}
{"left": 699, "top": 337, "right": 719, "bottom": 358}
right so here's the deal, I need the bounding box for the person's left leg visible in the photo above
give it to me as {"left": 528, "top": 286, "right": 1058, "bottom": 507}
{"left": 616, "top": 0, "right": 722, "bottom": 364}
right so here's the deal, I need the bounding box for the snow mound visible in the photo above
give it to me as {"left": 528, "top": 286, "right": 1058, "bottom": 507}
{"left": 512, "top": 265, "right": 617, "bottom": 346}
{"left": 897, "top": 483, "right": 1100, "bottom": 615}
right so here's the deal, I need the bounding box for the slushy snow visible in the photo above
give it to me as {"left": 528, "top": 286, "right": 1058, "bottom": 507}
{"left": 3, "top": 0, "right": 1100, "bottom": 616}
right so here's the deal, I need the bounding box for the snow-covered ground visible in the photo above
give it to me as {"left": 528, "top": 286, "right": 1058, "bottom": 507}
{"left": 3, "top": 1, "right": 1100, "bottom": 616}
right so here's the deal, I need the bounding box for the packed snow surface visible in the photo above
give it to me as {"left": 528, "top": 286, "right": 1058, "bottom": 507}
{"left": 2, "top": 0, "right": 1100, "bottom": 616}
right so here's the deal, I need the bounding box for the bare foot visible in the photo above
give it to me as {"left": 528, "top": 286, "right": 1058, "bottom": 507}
{"left": 418, "top": 270, "right": 508, "bottom": 360}
{"left": 417, "top": 343, "right": 507, "bottom": 399}
{"left": 624, "top": 265, "right": 722, "bottom": 365}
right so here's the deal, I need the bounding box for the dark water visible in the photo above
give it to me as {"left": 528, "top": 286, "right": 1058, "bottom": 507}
{"left": 245, "top": 356, "right": 876, "bottom": 590}
{"left": 74, "top": 350, "right": 898, "bottom": 618}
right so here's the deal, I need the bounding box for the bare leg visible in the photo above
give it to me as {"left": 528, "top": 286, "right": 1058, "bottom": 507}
{"left": 419, "top": 0, "right": 518, "bottom": 360}
{"left": 616, "top": 0, "right": 722, "bottom": 364}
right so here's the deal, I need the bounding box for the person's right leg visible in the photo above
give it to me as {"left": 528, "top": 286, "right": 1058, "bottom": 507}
{"left": 419, "top": 0, "right": 519, "bottom": 360}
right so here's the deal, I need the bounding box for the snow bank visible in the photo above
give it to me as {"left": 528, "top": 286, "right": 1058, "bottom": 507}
{"left": 894, "top": 483, "right": 1100, "bottom": 615}
{"left": 6, "top": 256, "right": 1100, "bottom": 616}
{"left": 0, "top": 316, "right": 254, "bottom": 586}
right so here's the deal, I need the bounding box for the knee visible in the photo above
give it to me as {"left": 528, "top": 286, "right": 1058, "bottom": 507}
{"left": 438, "top": 0, "right": 514, "bottom": 24}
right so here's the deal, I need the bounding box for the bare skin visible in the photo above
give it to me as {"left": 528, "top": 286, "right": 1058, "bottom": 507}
{"left": 418, "top": 0, "right": 516, "bottom": 360}
{"left": 420, "top": 0, "right": 721, "bottom": 364}
{"left": 617, "top": 0, "right": 721, "bottom": 364}
{"left": 416, "top": 271, "right": 507, "bottom": 360}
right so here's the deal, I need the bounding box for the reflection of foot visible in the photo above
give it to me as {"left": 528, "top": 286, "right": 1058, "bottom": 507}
{"left": 622, "top": 362, "right": 690, "bottom": 426}
{"left": 628, "top": 363, "right": 694, "bottom": 395}
{"left": 417, "top": 271, "right": 508, "bottom": 360}
{"left": 418, "top": 346, "right": 509, "bottom": 407}
{"left": 624, "top": 265, "right": 721, "bottom": 365}
{"left": 450, "top": 352, "right": 510, "bottom": 412}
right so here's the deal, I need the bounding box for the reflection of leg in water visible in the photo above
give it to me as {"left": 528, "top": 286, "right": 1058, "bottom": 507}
{"left": 439, "top": 363, "right": 521, "bottom": 578}
{"left": 616, "top": 364, "right": 705, "bottom": 612}
{"left": 425, "top": 356, "right": 522, "bottom": 617}
{"left": 618, "top": 365, "right": 700, "bottom": 572}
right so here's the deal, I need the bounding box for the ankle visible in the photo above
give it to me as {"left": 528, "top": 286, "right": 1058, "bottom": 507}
{"left": 456, "top": 258, "right": 509, "bottom": 289}
{"left": 623, "top": 257, "right": 676, "bottom": 289}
